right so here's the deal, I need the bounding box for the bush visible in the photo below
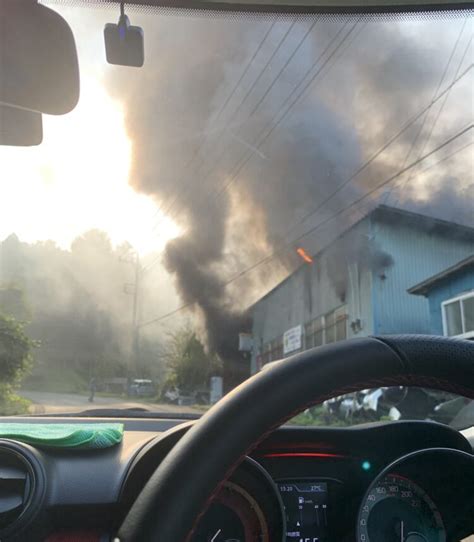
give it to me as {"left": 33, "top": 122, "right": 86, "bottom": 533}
{"left": 0, "top": 385, "right": 31, "bottom": 415}
{"left": 0, "top": 313, "right": 35, "bottom": 414}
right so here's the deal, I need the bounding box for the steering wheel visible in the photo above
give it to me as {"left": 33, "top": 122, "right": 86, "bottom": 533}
{"left": 117, "top": 335, "right": 474, "bottom": 541}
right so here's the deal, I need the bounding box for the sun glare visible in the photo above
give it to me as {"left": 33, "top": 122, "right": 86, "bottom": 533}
{"left": 0, "top": 76, "right": 180, "bottom": 256}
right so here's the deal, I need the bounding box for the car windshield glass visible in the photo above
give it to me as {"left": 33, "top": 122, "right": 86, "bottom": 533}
{"left": 0, "top": 4, "right": 472, "bottom": 429}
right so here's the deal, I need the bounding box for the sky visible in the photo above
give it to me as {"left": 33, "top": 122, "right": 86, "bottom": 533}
{"left": 0, "top": 5, "right": 472, "bottom": 274}
{"left": 0, "top": 4, "right": 181, "bottom": 256}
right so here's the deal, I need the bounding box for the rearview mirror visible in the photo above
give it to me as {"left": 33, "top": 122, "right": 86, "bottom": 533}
{"left": 0, "top": 1, "right": 80, "bottom": 115}
{"left": 0, "top": 105, "right": 43, "bottom": 146}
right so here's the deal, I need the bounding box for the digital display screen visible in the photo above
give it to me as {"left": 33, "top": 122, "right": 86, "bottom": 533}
{"left": 277, "top": 481, "right": 329, "bottom": 542}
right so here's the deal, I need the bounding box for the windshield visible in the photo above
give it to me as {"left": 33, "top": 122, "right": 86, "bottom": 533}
{"left": 0, "top": 4, "right": 472, "bottom": 429}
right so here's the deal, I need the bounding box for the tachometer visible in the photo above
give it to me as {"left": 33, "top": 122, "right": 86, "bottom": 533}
{"left": 357, "top": 474, "right": 446, "bottom": 542}
{"left": 191, "top": 458, "right": 285, "bottom": 542}
{"left": 192, "top": 481, "right": 269, "bottom": 542}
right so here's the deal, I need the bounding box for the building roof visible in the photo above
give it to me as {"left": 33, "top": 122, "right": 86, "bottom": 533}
{"left": 248, "top": 204, "right": 474, "bottom": 309}
{"left": 371, "top": 205, "right": 474, "bottom": 238}
{"left": 408, "top": 255, "right": 474, "bottom": 297}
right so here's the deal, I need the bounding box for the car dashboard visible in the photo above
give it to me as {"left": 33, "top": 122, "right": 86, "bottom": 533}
{"left": 0, "top": 417, "right": 472, "bottom": 542}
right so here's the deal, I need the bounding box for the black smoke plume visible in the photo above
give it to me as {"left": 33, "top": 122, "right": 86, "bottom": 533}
{"left": 106, "top": 12, "right": 472, "bottom": 357}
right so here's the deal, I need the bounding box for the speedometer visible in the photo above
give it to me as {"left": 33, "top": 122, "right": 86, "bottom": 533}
{"left": 357, "top": 474, "right": 446, "bottom": 542}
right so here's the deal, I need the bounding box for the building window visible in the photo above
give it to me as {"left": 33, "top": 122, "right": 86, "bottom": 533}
{"left": 442, "top": 292, "right": 474, "bottom": 339}
{"left": 261, "top": 343, "right": 271, "bottom": 365}
{"left": 305, "top": 317, "right": 324, "bottom": 349}
{"left": 305, "top": 306, "right": 347, "bottom": 348}
{"left": 270, "top": 336, "right": 284, "bottom": 361}
{"left": 261, "top": 335, "right": 283, "bottom": 365}
{"left": 335, "top": 306, "right": 348, "bottom": 341}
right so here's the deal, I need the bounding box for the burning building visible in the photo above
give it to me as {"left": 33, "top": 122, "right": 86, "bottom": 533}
{"left": 249, "top": 205, "right": 474, "bottom": 373}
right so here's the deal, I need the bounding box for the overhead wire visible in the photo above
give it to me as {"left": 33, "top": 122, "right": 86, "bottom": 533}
{"left": 144, "top": 20, "right": 278, "bottom": 238}
{"left": 160, "top": 18, "right": 316, "bottom": 227}
{"left": 162, "top": 18, "right": 359, "bottom": 241}
{"left": 143, "top": 24, "right": 471, "bottom": 279}
{"left": 155, "top": 19, "right": 295, "bottom": 226}
{"left": 214, "top": 20, "right": 361, "bottom": 199}
{"left": 230, "top": 20, "right": 297, "bottom": 119}
{"left": 392, "top": 38, "right": 473, "bottom": 205}
{"left": 141, "top": 21, "right": 279, "bottom": 273}
{"left": 386, "top": 20, "right": 470, "bottom": 205}
{"left": 418, "top": 140, "right": 473, "bottom": 175}
{"left": 267, "top": 62, "right": 473, "bottom": 239}
{"left": 143, "top": 18, "right": 323, "bottom": 273}
{"left": 141, "top": 20, "right": 473, "bottom": 322}
{"left": 139, "top": 122, "right": 473, "bottom": 327}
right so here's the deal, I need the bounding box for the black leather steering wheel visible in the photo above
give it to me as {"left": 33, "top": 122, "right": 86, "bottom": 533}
{"left": 117, "top": 335, "right": 474, "bottom": 541}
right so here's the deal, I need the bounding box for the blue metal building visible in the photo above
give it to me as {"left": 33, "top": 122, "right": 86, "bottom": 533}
{"left": 250, "top": 205, "right": 474, "bottom": 373}
{"left": 408, "top": 255, "right": 474, "bottom": 338}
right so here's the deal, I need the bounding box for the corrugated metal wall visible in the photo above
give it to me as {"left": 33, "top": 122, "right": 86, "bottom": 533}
{"left": 251, "top": 209, "right": 474, "bottom": 373}
{"left": 251, "top": 219, "right": 374, "bottom": 371}
{"left": 370, "top": 217, "right": 474, "bottom": 334}
{"left": 426, "top": 270, "right": 474, "bottom": 334}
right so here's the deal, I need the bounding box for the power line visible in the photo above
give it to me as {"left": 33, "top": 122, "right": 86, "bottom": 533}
{"left": 168, "top": 26, "right": 470, "bottom": 251}
{"left": 387, "top": 23, "right": 471, "bottom": 206}
{"left": 141, "top": 23, "right": 279, "bottom": 273}
{"left": 161, "top": 18, "right": 310, "bottom": 226}
{"left": 231, "top": 20, "right": 297, "bottom": 119}
{"left": 212, "top": 21, "right": 278, "bottom": 125}
{"left": 166, "top": 19, "right": 358, "bottom": 238}
{"left": 418, "top": 139, "right": 473, "bottom": 174}
{"left": 142, "top": 26, "right": 472, "bottom": 316}
{"left": 247, "top": 19, "right": 319, "bottom": 118}
{"left": 219, "top": 121, "right": 473, "bottom": 286}
{"left": 139, "top": 302, "right": 193, "bottom": 328}
{"left": 159, "top": 20, "right": 297, "bottom": 225}
{"left": 140, "top": 123, "right": 472, "bottom": 327}
{"left": 215, "top": 20, "right": 362, "bottom": 199}
{"left": 424, "top": 32, "right": 473, "bottom": 150}
{"left": 274, "top": 63, "right": 473, "bottom": 237}
{"left": 263, "top": 122, "right": 473, "bottom": 266}
{"left": 144, "top": 56, "right": 471, "bottom": 290}
{"left": 144, "top": 18, "right": 329, "bottom": 274}
{"left": 145, "top": 21, "right": 368, "bottom": 281}
{"left": 145, "top": 21, "right": 278, "bottom": 237}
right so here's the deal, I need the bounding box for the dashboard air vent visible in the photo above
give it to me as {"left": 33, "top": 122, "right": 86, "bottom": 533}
{"left": 0, "top": 441, "right": 43, "bottom": 535}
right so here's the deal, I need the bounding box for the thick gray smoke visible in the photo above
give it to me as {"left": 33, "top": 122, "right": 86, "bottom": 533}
{"left": 326, "top": 232, "right": 394, "bottom": 300}
{"left": 106, "top": 12, "right": 472, "bottom": 357}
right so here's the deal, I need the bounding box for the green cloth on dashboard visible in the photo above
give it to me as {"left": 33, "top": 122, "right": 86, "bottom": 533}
{"left": 0, "top": 423, "right": 124, "bottom": 449}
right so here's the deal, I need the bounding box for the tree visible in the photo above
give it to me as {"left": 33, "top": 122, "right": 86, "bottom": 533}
{"left": 0, "top": 313, "right": 34, "bottom": 413}
{"left": 164, "top": 327, "right": 221, "bottom": 395}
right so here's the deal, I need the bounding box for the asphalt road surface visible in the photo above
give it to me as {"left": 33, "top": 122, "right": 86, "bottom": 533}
{"left": 20, "top": 390, "right": 200, "bottom": 416}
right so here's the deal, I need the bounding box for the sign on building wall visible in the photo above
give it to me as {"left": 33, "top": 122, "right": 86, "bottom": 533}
{"left": 283, "top": 325, "right": 302, "bottom": 354}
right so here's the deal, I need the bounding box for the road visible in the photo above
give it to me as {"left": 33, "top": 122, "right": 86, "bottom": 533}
{"left": 20, "top": 390, "right": 201, "bottom": 416}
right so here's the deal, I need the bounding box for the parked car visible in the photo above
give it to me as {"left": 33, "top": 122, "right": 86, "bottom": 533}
{"left": 128, "top": 379, "right": 155, "bottom": 397}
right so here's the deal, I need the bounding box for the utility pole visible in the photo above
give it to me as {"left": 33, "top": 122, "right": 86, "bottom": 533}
{"left": 121, "top": 250, "right": 141, "bottom": 379}
{"left": 132, "top": 253, "right": 141, "bottom": 377}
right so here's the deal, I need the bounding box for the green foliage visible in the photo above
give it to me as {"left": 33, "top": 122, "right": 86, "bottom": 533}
{"left": 287, "top": 406, "right": 352, "bottom": 427}
{"left": 0, "top": 313, "right": 34, "bottom": 384}
{"left": 0, "top": 286, "right": 31, "bottom": 321}
{"left": 0, "top": 386, "right": 31, "bottom": 415}
{"left": 1, "top": 231, "right": 136, "bottom": 389}
{"left": 0, "top": 313, "right": 35, "bottom": 414}
{"left": 164, "top": 327, "right": 221, "bottom": 394}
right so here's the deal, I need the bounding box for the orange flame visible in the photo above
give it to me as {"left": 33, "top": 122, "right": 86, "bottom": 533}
{"left": 296, "top": 247, "right": 313, "bottom": 264}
